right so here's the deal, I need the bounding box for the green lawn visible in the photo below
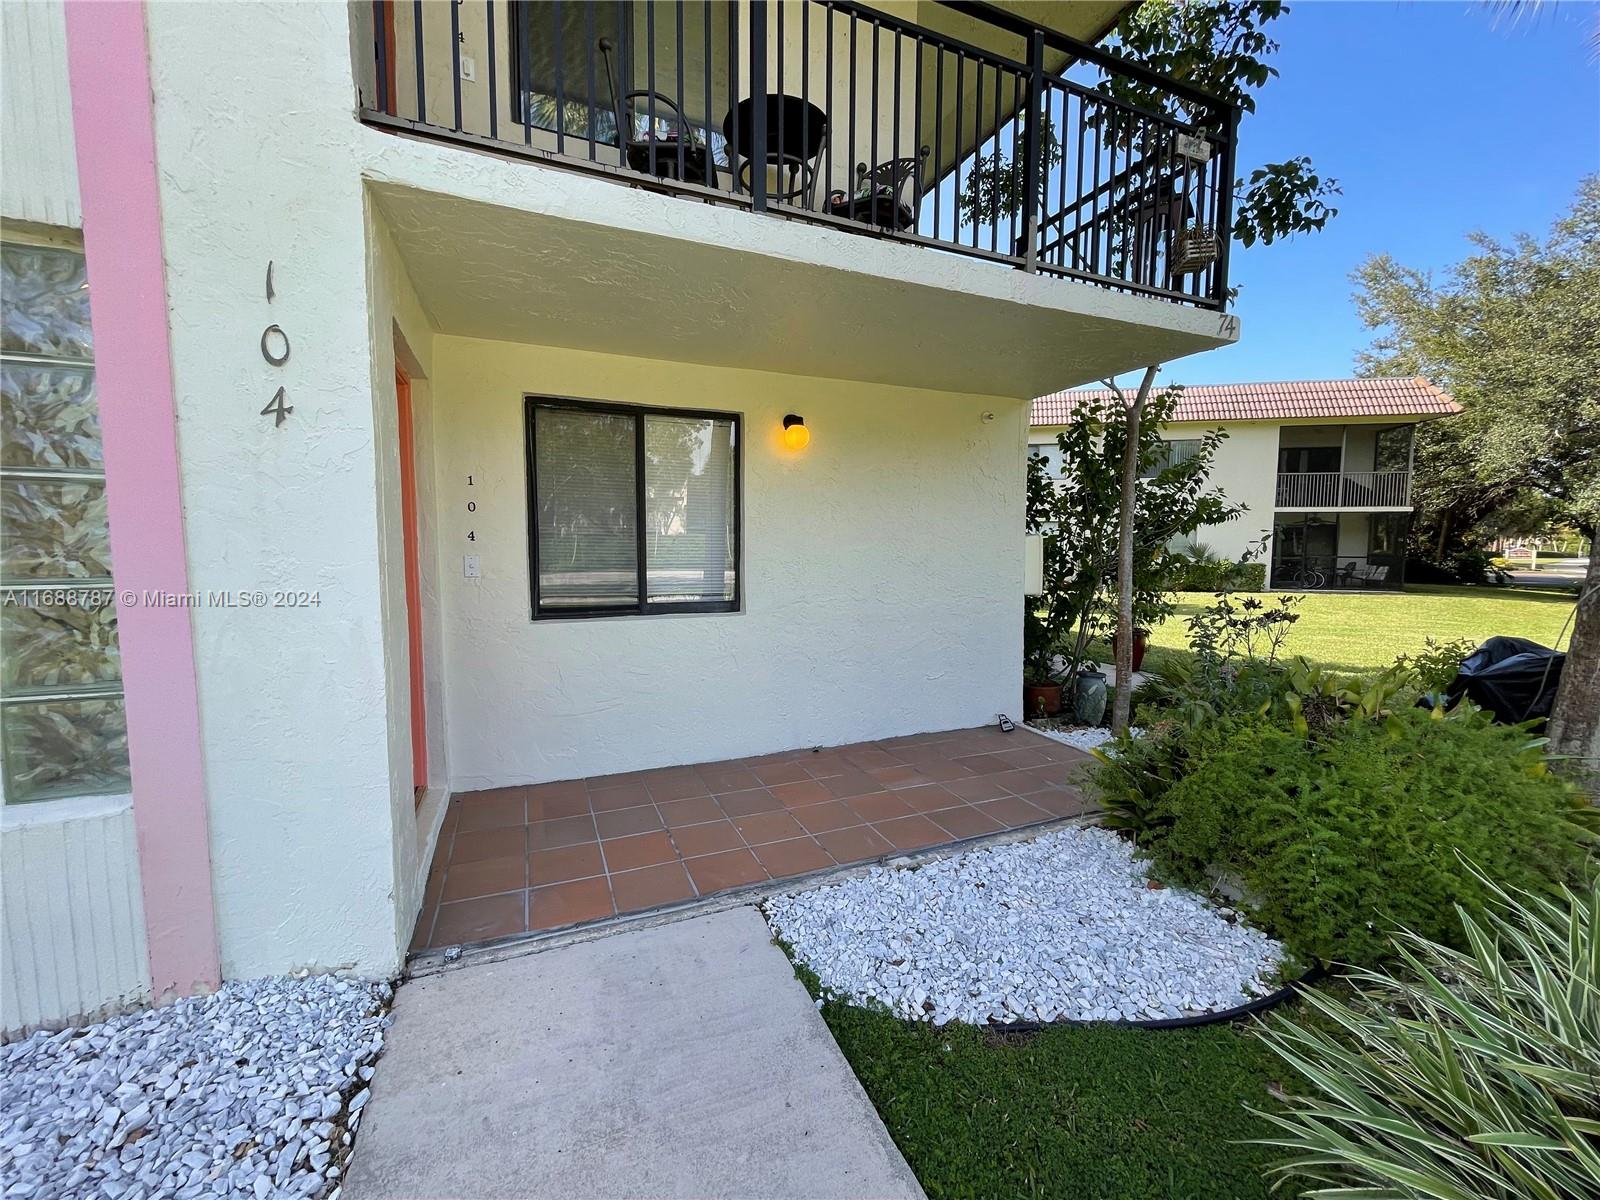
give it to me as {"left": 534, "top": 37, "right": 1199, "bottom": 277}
{"left": 815, "top": 989, "right": 1289, "bottom": 1200}
{"left": 1093, "top": 584, "right": 1578, "bottom": 677}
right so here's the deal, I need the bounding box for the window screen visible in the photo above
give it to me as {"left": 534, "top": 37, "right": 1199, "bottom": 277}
{"left": 527, "top": 399, "right": 739, "bottom": 618}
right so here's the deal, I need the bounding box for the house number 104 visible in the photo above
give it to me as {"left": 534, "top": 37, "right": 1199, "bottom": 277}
{"left": 259, "top": 262, "right": 293, "bottom": 427}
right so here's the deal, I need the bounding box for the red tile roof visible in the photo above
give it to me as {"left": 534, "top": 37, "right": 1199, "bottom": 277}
{"left": 1031, "top": 377, "right": 1462, "bottom": 426}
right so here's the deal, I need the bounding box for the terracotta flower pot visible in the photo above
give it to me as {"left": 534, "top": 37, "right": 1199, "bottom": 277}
{"left": 1023, "top": 683, "right": 1062, "bottom": 719}
{"left": 1111, "top": 628, "right": 1151, "bottom": 673}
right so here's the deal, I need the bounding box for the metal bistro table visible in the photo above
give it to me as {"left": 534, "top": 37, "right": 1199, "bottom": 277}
{"left": 723, "top": 94, "right": 828, "bottom": 209}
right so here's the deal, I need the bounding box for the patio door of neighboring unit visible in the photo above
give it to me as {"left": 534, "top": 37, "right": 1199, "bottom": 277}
{"left": 396, "top": 369, "right": 427, "bottom": 803}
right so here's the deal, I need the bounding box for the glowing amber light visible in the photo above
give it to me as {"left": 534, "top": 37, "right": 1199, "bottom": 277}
{"left": 782, "top": 414, "right": 810, "bottom": 450}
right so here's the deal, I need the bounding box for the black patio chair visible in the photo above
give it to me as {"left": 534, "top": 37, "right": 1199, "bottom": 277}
{"left": 598, "top": 38, "right": 716, "bottom": 188}
{"left": 826, "top": 146, "right": 931, "bottom": 230}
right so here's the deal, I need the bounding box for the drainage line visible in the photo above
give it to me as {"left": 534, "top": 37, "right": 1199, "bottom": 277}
{"left": 984, "top": 961, "right": 1327, "bottom": 1033}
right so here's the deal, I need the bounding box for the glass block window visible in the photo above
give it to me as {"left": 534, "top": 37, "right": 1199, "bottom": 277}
{"left": 0, "top": 238, "right": 130, "bottom": 803}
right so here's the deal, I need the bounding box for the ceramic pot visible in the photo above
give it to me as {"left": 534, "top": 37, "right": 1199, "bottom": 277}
{"left": 1073, "top": 670, "right": 1108, "bottom": 726}
{"left": 1110, "top": 628, "right": 1151, "bottom": 672}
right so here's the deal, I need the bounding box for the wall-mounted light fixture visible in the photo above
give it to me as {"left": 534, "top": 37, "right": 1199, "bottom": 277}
{"left": 782, "top": 413, "right": 810, "bottom": 450}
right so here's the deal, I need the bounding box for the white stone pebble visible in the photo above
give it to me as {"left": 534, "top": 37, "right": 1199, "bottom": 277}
{"left": 764, "top": 826, "right": 1282, "bottom": 1026}
{"left": 1, "top": 974, "right": 391, "bottom": 1200}
{"left": 1026, "top": 725, "right": 1142, "bottom": 753}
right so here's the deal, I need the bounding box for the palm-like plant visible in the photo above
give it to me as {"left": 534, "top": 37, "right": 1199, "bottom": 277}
{"left": 1255, "top": 874, "right": 1600, "bottom": 1199}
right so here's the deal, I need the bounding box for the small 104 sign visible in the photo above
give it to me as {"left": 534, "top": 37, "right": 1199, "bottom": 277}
{"left": 1175, "top": 132, "right": 1212, "bottom": 163}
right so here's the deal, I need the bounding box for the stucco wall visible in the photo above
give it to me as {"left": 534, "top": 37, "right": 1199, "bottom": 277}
{"left": 365, "top": 206, "right": 449, "bottom": 960}
{"left": 146, "top": 0, "right": 402, "bottom": 979}
{"left": 431, "top": 336, "right": 1025, "bottom": 788}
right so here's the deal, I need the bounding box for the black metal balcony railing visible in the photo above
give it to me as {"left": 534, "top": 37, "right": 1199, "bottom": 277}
{"left": 358, "top": 0, "right": 1238, "bottom": 309}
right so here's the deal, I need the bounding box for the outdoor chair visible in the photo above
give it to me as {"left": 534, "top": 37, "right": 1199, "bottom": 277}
{"left": 826, "top": 147, "right": 932, "bottom": 231}
{"left": 599, "top": 38, "right": 717, "bottom": 189}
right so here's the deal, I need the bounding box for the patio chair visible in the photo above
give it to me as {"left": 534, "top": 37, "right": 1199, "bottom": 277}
{"left": 598, "top": 38, "right": 717, "bottom": 188}
{"left": 826, "top": 147, "right": 931, "bottom": 231}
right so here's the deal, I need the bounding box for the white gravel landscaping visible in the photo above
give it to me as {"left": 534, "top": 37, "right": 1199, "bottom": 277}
{"left": 1026, "top": 724, "right": 1124, "bottom": 752}
{"left": 1, "top": 974, "right": 391, "bottom": 1200}
{"left": 764, "top": 826, "right": 1283, "bottom": 1026}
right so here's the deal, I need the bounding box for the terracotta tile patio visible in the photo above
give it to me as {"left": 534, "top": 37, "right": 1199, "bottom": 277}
{"left": 410, "top": 726, "right": 1096, "bottom": 953}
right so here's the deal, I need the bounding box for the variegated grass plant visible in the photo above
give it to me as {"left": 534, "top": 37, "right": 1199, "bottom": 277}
{"left": 1254, "top": 874, "right": 1600, "bottom": 1199}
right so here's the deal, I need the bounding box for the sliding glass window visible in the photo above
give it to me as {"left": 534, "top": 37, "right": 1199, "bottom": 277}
{"left": 526, "top": 397, "right": 739, "bottom": 618}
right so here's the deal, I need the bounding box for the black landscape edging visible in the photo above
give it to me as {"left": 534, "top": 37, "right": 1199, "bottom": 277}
{"left": 986, "top": 961, "right": 1327, "bottom": 1033}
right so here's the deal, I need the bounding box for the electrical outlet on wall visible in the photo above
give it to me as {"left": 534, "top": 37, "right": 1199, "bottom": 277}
{"left": 463, "top": 555, "right": 481, "bottom": 579}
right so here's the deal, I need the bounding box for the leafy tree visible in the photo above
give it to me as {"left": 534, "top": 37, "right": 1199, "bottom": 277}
{"left": 1354, "top": 178, "right": 1600, "bottom": 787}
{"left": 1354, "top": 177, "right": 1600, "bottom": 552}
{"left": 1026, "top": 383, "right": 1241, "bottom": 728}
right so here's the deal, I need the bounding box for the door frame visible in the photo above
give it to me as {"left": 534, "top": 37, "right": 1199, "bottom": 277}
{"left": 396, "top": 367, "right": 428, "bottom": 802}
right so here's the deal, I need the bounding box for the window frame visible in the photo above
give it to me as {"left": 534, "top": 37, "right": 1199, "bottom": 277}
{"left": 523, "top": 394, "right": 742, "bottom": 621}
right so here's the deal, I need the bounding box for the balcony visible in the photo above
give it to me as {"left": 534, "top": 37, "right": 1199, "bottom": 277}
{"left": 355, "top": 0, "right": 1238, "bottom": 312}
{"left": 1275, "top": 470, "right": 1413, "bottom": 511}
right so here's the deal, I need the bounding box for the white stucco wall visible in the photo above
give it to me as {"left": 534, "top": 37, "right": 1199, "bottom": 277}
{"left": 146, "top": 1, "right": 403, "bottom": 979}
{"left": 431, "top": 336, "right": 1025, "bottom": 788}
{"left": 365, "top": 206, "right": 450, "bottom": 956}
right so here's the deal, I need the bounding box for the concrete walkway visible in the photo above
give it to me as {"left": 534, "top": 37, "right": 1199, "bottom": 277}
{"left": 344, "top": 907, "right": 924, "bottom": 1200}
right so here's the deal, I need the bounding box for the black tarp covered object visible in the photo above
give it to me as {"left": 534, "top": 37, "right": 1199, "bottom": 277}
{"left": 1444, "top": 636, "right": 1565, "bottom": 725}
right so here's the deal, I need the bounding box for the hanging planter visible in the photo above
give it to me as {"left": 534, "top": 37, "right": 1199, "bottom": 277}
{"left": 1173, "top": 225, "right": 1220, "bottom": 274}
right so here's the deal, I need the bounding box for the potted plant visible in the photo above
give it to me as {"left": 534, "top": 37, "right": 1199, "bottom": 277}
{"left": 1023, "top": 601, "right": 1063, "bottom": 718}
{"left": 1110, "top": 626, "right": 1151, "bottom": 673}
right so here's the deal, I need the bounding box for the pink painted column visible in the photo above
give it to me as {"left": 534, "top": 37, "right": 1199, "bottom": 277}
{"left": 64, "top": 0, "right": 221, "bottom": 1001}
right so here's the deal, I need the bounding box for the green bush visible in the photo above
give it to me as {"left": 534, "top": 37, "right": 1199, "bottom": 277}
{"left": 1256, "top": 877, "right": 1600, "bottom": 1199}
{"left": 1393, "top": 634, "right": 1477, "bottom": 693}
{"left": 1164, "top": 553, "right": 1266, "bottom": 592}
{"left": 1132, "top": 707, "right": 1592, "bottom": 965}
{"left": 1232, "top": 561, "right": 1266, "bottom": 591}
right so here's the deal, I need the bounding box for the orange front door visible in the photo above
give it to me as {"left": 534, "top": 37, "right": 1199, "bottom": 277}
{"left": 396, "top": 369, "right": 427, "bottom": 801}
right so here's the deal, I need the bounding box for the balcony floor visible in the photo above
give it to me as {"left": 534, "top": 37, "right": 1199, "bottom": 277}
{"left": 411, "top": 725, "right": 1095, "bottom": 955}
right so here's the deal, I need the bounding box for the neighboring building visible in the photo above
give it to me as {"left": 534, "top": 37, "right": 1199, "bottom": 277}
{"left": 1, "top": 0, "right": 1239, "bottom": 1033}
{"left": 1030, "top": 378, "right": 1462, "bottom": 588}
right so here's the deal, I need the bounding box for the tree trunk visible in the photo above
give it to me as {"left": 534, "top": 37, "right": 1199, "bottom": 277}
{"left": 1112, "top": 366, "right": 1159, "bottom": 735}
{"left": 1549, "top": 551, "right": 1599, "bottom": 795}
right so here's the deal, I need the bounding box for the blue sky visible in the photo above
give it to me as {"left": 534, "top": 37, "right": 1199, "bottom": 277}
{"left": 1164, "top": 0, "right": 1600, "bottom": 387}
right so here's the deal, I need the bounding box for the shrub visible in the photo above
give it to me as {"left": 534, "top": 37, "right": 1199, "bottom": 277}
{"left": 1393, "top": 635, "right": 1477, "bottom": 693}
{"left": 1406, "top": 547, "right": 1512, "bottom": 586}
{"left": 1164, "top": 544, "right": 1267, "bottom": 592}
{"left": 1232, "top": 562, "right": 1266, "bottom": 591}
{"left": 1256, "top": 877, "right": 1600, "bottom": 1199}
{"left": 1142, "top": 706, "right": 1592, "bottom": 965}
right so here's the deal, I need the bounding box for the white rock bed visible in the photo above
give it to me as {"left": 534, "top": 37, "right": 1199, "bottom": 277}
{"left": 1025, "top": 725, "right": 1143, "bottom": 753}
{"left": 1, "top": 974, "right": 391, "bottom": 1200}
{"left": 764, "top": 826, "right": 1283, "bottom": 1026}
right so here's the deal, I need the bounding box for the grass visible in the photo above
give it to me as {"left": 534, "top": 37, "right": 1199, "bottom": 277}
{"left": 792, "top": 959, "right": 1290, "bottom": 1200}
{"left": 1092, "top": 583, "right": 1579, "bottom": 677}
